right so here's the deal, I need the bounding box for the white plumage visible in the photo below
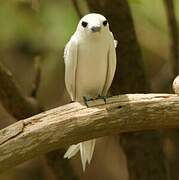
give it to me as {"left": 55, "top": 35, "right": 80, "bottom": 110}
{"left": 64, "top": 13, "right": 117, "bottom": 171}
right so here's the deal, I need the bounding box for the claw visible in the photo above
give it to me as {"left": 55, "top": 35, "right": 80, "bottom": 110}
{"left": 103, "top": 96, "right": 107, "bottom": 103}
{"left": 83, "top": 96, "right": 93, "bottom": 107}
{"left": 97, "top": 95, "right": 107, "bottom": 103}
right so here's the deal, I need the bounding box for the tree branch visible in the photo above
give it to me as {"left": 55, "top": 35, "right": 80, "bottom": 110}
{"left": 0, "top": 62, "right": 42, "bottom": 119}
{"left": 0, "top": 62, "right": 78, "bottom": 179}
{"left": 0, "top": 93, "right": 179, "bottom": 173}
{"left": 31, "top": 57, "right": 42, "bottom": 98}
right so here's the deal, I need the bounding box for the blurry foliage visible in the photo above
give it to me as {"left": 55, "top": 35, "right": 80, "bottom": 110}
{"left": 129, "top": 0, "right": 170, "bottom": 78}
{"left": 0, "top": 0, "right": 79, "bottom": 109}
{"left": 128, "top": 0, "right": 179, "bottom": 92}
{"left": 128, "top": 0, "right": 141, "bottom": 4}
{"left": 39, "top": 1, "right": 78, "bottom": 50}
{"left": 0, "top": 0, "right": 179, "bottom": 179}
{"left": 0, "top": 1, "right": 78, "bottom": 51}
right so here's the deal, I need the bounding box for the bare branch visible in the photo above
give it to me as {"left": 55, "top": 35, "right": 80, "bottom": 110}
{"left": 31, "top": 57, "right": 42, "bottom": 98}
{"left": 0, "top": 93, "right": 179, "bottom": 173}
{"left": 0, "top": 62, "right": 41, "bottom": 119}
{"left": 0, "top": 62, "right": 77, "bottom": 179}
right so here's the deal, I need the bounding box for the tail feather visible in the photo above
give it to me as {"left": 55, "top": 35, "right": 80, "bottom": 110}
{"left": 88, "top": 139, "right": 96, "bottom": 164}
{"left": 84, "top": 141, "right": 91, "bottom": 164}
{"left": 64, "top": 139, "right": 96, "bottom": 171}
{"left": 80, "top": 142, "right": 87, "bottom": 171}
{"left": 64, "top": 144, "right": 80, "bottom": 159}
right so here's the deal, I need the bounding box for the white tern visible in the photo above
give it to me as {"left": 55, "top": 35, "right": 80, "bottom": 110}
{"left": 64, "top": 13, "right": 117, "bottom": 171}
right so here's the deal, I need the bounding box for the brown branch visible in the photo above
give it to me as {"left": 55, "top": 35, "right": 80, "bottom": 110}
{"left": 71, "top": 0, "right": 83, "bottom": 18}
{"left": 0, "top": 62, "right": 77, "bottom": 180}
{"left": 163, "top": 0, "right": 179, "bottom": 77}
{"left": 0, "top": 62, "right": 41, "bottom": 119}
{"left": 0, "top": 93, "right": 179, "bottom": 173}
{"left": 31, "top": 57, "right": 42, "bottom": 98}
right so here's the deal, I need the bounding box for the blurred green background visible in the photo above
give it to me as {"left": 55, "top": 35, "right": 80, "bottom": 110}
{"left": 0, "top": 0, "right": 179, "bottom": 179}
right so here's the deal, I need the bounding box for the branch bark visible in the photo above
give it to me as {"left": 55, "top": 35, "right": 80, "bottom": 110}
{"left": 0, "top": 93, "right": 179, "bottom": 173}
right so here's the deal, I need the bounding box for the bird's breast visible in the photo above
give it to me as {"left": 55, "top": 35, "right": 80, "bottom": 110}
{"left": 75, "top": 39, "right": 109, "bottom": 100}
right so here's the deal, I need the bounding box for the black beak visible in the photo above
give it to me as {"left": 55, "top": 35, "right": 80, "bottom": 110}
{"left": 91, "top": 26, "right": 101, "bottom": 32}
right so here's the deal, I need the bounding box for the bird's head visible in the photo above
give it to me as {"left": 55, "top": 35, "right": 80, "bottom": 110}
{"left": 76, "top": 13, "right": 110, "bottom": 37}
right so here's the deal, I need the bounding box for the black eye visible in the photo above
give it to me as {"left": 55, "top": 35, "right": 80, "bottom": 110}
{"left": 81, "top": 21, "right": 88, "bottom": 27}
{"left": 103, "top": 20, "right": 108, "bottom": 26}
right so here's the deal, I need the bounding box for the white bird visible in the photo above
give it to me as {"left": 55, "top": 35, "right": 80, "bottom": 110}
{"left": 64, "top": 13, "right": 117, "bottom": 171}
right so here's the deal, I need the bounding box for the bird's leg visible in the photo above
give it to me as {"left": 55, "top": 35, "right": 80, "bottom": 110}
{"left": 83, "top": 96, "right": 94, "bottom": 107}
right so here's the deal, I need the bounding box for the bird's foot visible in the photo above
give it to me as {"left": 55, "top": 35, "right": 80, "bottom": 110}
{"left": 96, "top": 95, "right": 108, "bottom": 103}
{"left": 83, "top": 96, "right": 94, "bottom": 107}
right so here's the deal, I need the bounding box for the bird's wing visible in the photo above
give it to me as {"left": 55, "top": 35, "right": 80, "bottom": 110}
{"left": 102, "top": 35, "right": 116, "bottom": 96}
{"left": 64, "top": 144, "right": 80, "bottom": 159}
{"left": 110, "top": 32, "right": 118, "bottom": 48}
{"left": 64, "top": 36, "right": 78, "bottom": 101}
{"left": 114, "top": 39, "right": 118, "bottom": 48}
